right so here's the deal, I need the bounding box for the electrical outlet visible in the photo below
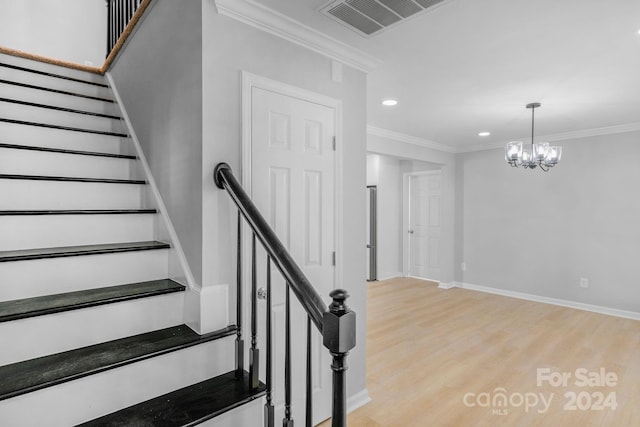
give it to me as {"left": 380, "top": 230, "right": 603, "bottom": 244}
{"left": 579, "top": 278, "right": 589, "bottom": 289}
{"left": 461, "top": 262, "right": 467, "bottom": 272}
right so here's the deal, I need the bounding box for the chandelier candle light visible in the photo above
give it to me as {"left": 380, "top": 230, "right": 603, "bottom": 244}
{"left": 505, "top": 103, "right": 562, "bottom": 172}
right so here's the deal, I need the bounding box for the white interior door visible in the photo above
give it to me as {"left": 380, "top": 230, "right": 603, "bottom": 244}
{"left": 407, "top": 171, "right": 441, "bottom": 280}
{"left": 250, "top": 86, "right": 335, "bottom": 425}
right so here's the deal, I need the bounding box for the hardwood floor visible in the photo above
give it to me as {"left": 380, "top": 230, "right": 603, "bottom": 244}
{"left": 319, "top": 277, "right": 640, "bottom": 426}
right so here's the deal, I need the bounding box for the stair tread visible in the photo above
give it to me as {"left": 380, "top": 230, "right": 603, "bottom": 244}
{"left": 0, "top": 241, "right": 170, "bottom": 262}
{"left": 0, "top": 279, "right": 185, "bottom": 323}
{"left": 0, "top": 174, "right": 145, "bottom": 184}
{"left": 0, "top": 209, "right": 155, "bottom": 215}
{"left": 0, "top": 117, "right": 128, "bottom": 137}
{"left": 77, "top": 370, "right": 266, "bottom": 427}
{"left": 0, "top": 63, "right": 107, "bottom": 88}
{"left": 0, "top": 97, "right": 120, "bottom": 119}
{"left": 0, "top": 142, "right": 136, "bottom": 159}
{"left": 0, "top": 324, "right": 237, "bottom": 401}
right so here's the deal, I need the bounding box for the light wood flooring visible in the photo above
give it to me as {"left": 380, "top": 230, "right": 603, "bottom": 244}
{"left": 319, "top": 277, "right": 640, "bottom": 426}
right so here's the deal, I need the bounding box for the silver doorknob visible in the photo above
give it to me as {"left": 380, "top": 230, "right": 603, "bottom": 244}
{"left": 408, "top": 230, "right": 414, "bottom": 234}
{"left": 257, "top": 287, "right": 267, "bottom": 300}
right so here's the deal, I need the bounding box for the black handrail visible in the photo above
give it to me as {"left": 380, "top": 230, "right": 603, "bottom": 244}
{"left": 214, "top": 163, "right": 327, "bottom": 331}
{"left": 214, "top": 162, "right": 356, "bottom": 427}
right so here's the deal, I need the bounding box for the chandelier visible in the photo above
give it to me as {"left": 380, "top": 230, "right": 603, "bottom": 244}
{"left": 505, "top": 103, "right": 562, "bottom": 172}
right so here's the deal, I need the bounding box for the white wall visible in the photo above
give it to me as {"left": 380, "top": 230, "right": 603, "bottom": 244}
{"left": 458, "top": 131, "right": 640, "bottom": 312}
{"left": 0, "top": 0, "right": 106, "bottom": 66}
{"left": 109, "top": 0, "right": 203, "bottom": 287}
{"left": 201, "top": 0, "right": 368, "bottom": 406}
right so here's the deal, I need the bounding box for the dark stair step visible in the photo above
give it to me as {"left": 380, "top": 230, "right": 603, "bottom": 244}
{"left": 0, "top": 324, "right": 237, "bottom": 401}
{"left": 0, "top": 62, "right": 108, "bottom": 88}
{"left": 0, "top": 209, "right": 155, "bottom": 216}
{"left": 0, "top": 279, "right": 185, "bottom": 323}
{"left": 77, "top": 370, "right": 266, "bottom": 427}
{"left": 0, "top": 79, "right": 113, "bottom": 102}
{"left": 0, "top": 142, "right": 135, "bottom": 159}
{"left": 0, "top": 241, "right": 170, "bottom": 263}
{"left": 0, "top": 118, "right": 127, "bottom": 137}
{"left": 0, "top": 174, "right": 144, "bottom": 184}
{"left": 0, "top": 97, "right": 121, "bottom": 119}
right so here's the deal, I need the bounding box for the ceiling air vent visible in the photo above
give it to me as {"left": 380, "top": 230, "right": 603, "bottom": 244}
{"left": 321, "top": 0, "right": 448, "bottom": 37}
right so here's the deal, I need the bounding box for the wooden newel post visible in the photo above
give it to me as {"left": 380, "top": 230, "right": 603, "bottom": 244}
{"left": 323, "top": 289, "right": 356, "bottom": 427}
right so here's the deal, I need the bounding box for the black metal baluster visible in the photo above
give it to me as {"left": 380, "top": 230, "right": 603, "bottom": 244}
{"left": 283, "top": 282, "right": 293, "bottom": 427}
{"left": 236, "top": 211, "right": 244, "bottom": 377}
{"left": 264, "top": 257, "right": 274, "bottom": 427}
{"left": 122, "top": 0, "right": 126, "bottom": 33}
{"left": 120, "top": 0, "right": 125, "bottom": 36}
{"left": 305, "top": 316, "right": 312, "bottom": 427}
{"left": 113, "top": 0, "right": 117, "bottom": 50}
{"left": 105, "top": 0, "right": 111, "bottom": 56}
{"left": 249, "top": 233, "right": 260, "bottom": 389}
{"left": 116, "top": 0, "right": 121, "bottom": 45}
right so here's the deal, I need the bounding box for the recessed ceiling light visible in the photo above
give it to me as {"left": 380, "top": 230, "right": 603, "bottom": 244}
{"left": 478, "top": 131, "right": 491, "bottom": 137}
{"left": 382, "top": 99, "right": 398, "bottom": 106}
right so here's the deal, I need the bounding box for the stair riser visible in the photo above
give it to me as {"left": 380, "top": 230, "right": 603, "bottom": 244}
{"left": 0, "top": 121, "right": 130, "bottom": 155}
{"left": 0, "top": 148, "right": 137, "bottom": 180}
{"left": 0, "top": 179, "right": 145, "bottom": 210}
{"left": 0, "top": 249, "right": 169, "bottom": 301}
{"left": 0, "top": 101, "right": 124, "bottom": 134}
{"left": 198, "top": 398, "right": 264, "bottom": 427}
{"left": 0, "top": 67, "right": 112, "bottom": 100}
{"left": 0, "top": 81, "right": 117, "bottom": 116}
{"left": 0, "top": 336, "right": 235, "bottom": 426}
{"left": 0, "top": 292, "right": 184, "bottom": 366}
{"left": 0, "top": 214, "right": 155, "bottom": 251}
{"left": 0, "top": 53, "right": 107, "bottom": 86}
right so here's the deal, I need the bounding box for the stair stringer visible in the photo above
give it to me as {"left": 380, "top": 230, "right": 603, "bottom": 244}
{"left": 105, "top": 72, "right": 228, "bottom": 335}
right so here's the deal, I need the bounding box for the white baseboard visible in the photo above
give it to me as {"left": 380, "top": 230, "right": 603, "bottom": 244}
{"left": 451, "top": 281, "right": 640, "bottom": 321}
{"left": 438, "top": 282, "right": 457, "bottom": 290}
{"left": 347, "top": 388, "right": 372, "bottom": 413}
{"left": 377, "top": 272, "right": 403, "bottom": 281}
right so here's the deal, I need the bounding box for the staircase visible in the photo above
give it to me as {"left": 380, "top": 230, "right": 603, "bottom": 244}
{"left": 0, "top": 54, "right": 264, "bottom": 426}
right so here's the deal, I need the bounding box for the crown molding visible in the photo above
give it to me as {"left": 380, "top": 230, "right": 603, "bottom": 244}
{"left": 457, "top": 122, "right": 640, "bottom": 153}
{"left": 367, "top": 125, "right": 456, "bottom": 153}
{"left": 368, "top": 121, "right": 640, "bottom": 155}
{"left": 214, "top": 0, "right": 382, "bottom": 73}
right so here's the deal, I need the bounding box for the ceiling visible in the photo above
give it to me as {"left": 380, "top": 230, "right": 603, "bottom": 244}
{"left": 251, "top": 0, "right": 640, "bottom": 151}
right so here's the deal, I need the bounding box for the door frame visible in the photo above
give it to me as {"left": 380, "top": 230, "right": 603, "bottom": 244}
{"left": 240, "top": 71, "right": 343, "bottom": 420}
{"left": 402, "top": 169, "right": 441, "bottom": 279}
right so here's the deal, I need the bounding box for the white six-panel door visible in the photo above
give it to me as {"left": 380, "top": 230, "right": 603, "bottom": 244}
{"left": 407, "top": 171, "right": 442, "bottom": 281}
{"left": 250, "top": 85, "right": 336, "bottom": 425}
